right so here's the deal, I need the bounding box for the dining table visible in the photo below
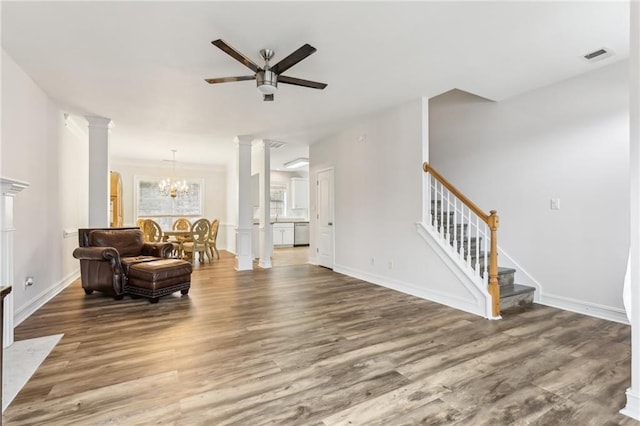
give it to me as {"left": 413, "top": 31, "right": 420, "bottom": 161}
{"left": 162, "top": 230, "right": 194, "bottom": 242}
{"left": 162, "top": 230, "right": 194, "bottom": 259}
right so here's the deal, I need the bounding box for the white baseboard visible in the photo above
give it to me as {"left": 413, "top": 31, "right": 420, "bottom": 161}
{"left": 14, "top": 270, "right": 79, "bottom": 327}
{"left": 333, "top": 264, "right": 487, "bottom": 318}
{"left": 496, "top": 243, "right": 627, "bottom": 324}
{"left": 621, "top": 388, "right": 640, "bottom": 420}
{"left": 539, "top": 292, "right": 630, "bottom": 324}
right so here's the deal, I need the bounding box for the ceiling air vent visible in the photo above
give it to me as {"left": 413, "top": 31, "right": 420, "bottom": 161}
{"left": 583, "top": 48, "right": 613, "bottom": 63}
{"left": 268, "top": 141, "right": 286, "bottom": 149}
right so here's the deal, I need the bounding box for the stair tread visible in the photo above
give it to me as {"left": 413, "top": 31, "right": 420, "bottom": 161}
{"left": 500, "top": 283, "right": 535, "bottom": 299}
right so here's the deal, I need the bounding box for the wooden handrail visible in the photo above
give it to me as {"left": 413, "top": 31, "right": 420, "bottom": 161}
{"left": 423, "top": 162, "right": 501, "bottom": 317}
{"left": 423, "top": 162, "right": 489, "bottom": 223}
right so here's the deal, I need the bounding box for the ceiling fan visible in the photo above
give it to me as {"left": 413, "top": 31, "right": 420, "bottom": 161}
{"left": 205, "top": 39, "right": 327, "bottom": 101}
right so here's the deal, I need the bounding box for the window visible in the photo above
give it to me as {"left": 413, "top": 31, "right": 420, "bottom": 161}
{"left": 270, "top": 184, "right": 287, "bottom": 218}
{"left": 134, "top": 175, "right": 204, "bottom": 230}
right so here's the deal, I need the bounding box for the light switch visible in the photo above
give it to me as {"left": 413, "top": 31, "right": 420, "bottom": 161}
{"left": 550, "top": 198, "right": 560, "bottom": 210}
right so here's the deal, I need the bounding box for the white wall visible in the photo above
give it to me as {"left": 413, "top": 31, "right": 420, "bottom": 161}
{"left": 310, "top": 99, "right": 488, "bottom": 315}
{"left": 1, "top": 49, "right": 88, "bottom": 322}
{"left": 109, "top": 159, "right": 228, "bottom": 248}
{"left": 430, "top": 60, "right": 630, "bottom": 319}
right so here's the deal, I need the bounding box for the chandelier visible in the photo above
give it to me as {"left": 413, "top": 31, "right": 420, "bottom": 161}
{"left": 159, "top": 150, "right": 189, "bottom": 198}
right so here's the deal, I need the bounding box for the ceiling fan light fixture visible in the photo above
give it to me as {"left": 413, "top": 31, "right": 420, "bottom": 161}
{"left": 257, "top": 83, "right": 277, "bottom": 95}
{"left": 284, "top": 158, "right": 309, "bottom": 169}
{"left": 256, "top": 69, "right": 278, "bottom": 95}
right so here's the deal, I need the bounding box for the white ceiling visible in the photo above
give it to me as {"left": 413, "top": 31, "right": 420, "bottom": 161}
{"left": 1, "top": 1, "right": 629, "bottom": 168}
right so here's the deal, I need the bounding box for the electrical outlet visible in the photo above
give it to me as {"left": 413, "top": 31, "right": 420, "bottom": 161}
{"left": 24, "top": 276, "right": 34, "bottom": 287}
{"left": 550, "top": 198, "right": 560, "bottom": 210}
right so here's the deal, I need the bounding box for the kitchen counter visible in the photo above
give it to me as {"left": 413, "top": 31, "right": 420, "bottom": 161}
{"left": 253, "top": 218, "right": 309, "bottom": 225}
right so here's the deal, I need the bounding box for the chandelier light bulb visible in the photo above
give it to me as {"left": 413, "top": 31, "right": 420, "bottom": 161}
{"left": 158, "top": 150, "right": 189, "bottom": 198}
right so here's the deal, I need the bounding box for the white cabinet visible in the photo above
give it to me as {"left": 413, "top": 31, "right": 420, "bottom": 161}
{"left": 273, "top": 223, "right": 294, "bottom": 246}
{"left": 290, "top": 178, "right": 309, "bottom": 209}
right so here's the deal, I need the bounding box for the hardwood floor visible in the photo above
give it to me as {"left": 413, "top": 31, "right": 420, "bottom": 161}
{"left": 4, "top": 250, "right": 637, "bottom": 425}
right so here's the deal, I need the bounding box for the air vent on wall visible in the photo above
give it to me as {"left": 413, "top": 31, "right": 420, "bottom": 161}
{"left": 583, "top": 47, "right": 613, "bottom": 63}
{"left": 268, "top": 141, "right": 286, "bottom": 149}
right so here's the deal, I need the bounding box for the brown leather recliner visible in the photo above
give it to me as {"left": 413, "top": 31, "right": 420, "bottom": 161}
{"left": 73, "top": 228, "right": 173, "bottom": 299}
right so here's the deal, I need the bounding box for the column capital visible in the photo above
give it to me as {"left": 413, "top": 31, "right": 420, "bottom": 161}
{"left": 262, "top": 139, "right": 281, "bottom": 150}
{"left": 234, "top": 135, "right": 254, "bottom": 146}
{"left": 85, "top": 116, "right": 111, "bottom": 129}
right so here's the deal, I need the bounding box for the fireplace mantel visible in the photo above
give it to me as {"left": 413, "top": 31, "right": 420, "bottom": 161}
{"left": 1, "top": 176, "right": 30, "bottom": 348}
{"left": 1, "top": 177, "right": 30, "bottom": 197}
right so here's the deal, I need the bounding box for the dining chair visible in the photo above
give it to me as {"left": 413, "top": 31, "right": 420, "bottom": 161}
{"left": 169, "top": 217, "right": 192, "bottom": 257}
{"left": 207, "top": 218, "right": 220, "bottom": 261}
{"left": 136, "top": 218, "right": 146, "bottom": 229}
{"left": 142, "top": 219, "right": 163, "bottom": 243}
{"left": 181, "top": 218, "right": 211, "bottom": 265}
{"left": 172, "top": 217, "right": 192, "bottom": 231}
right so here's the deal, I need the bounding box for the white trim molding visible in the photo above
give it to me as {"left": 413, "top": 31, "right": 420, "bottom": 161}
{"left": 334, "top": 264, "right": 487, "bottom": 318}
{"left": 539, "top": 293, "right": 630, "bottom": 325}
{"left": 496, "top": 247, "right": 543, "bottom": 303}
{"left": 621, "top": 388, "right": 640, "bottom": 421}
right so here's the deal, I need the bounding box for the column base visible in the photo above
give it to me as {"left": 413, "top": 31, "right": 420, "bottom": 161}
{"left": 258, "top": 258, "right": 272, "bottom": 269}
{"left": 235, "top": 227, "right": 253, "bottom": 271}
{"left": 621, "top": 388, "right": 640, "bottom": 420}
{"left": 235, "top": 255, "right": 253, "bottom": 271}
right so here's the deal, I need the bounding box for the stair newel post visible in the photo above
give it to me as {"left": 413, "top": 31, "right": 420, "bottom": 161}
{"left": 488, "top": 210, "right": 500, "bottom": 317}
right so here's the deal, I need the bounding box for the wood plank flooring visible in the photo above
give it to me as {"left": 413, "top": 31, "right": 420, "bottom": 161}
{"left": 3, "top": 249, "right": 637, "bottom": 425}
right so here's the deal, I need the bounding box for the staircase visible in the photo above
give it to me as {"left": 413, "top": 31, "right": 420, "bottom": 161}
{"left": 431, "top": 202, "right": 535, "bottom": 312}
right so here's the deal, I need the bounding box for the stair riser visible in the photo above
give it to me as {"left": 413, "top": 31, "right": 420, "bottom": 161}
{"left": 500, "top": 291, "right": 534, "bottom": 311}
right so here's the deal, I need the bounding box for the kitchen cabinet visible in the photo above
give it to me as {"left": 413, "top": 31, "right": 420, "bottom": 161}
{"left": 290, "top": 178, "right": 309, "bottom": 209}
{"left": 273, "top": 222, "right": 294, "bottom": 246}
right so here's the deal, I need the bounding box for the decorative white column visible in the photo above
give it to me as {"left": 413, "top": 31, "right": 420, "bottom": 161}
{"left": 235, "top": 136, "right": 254, "bottom": 271}
{"left": 623, "top": 0, "right": 640, "bottom": 421}
{"left": 259, "top": 140, "right": 273, "bottom": 269}
{"left": 1, "top": 177, "right": 29, "bottom": 348}
{"left": 85, "top": 116, "right": 111, "bottom": 227}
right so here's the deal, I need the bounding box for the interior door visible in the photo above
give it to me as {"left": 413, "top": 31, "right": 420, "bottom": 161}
{"left": 317, "top": 168, "right": 334, "bottom": 269}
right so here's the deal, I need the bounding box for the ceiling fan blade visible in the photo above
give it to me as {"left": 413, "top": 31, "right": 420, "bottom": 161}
{"left": 263, "top": 94, "right": 274, "bottom": 101}
{"left": 278, "top": 75, "right": 327, "bottom": 90}
{"left": 212, "top": 39, "right": 260, "bottom": 73}
{"left": 270, "top": 44, "right": 316, "bottom": 74}
{"left": 205, "top": 75, "right": 256, "bottom": 84}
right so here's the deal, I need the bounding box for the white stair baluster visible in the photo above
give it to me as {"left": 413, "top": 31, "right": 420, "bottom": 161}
{"left": 445, "top": 191, "right": 451, "bottom": 245}
{"left": 427, "top": 173, "right": 432, "bottom": 225}
{"left": 466, "top": 207, "right": 472, "bottom": 266}
{"left": 437, "top": 184, "right": 444, "bottom": 237}
{"left": 483, "top": 222, "right": 489, "bottom": 284}
{"left": 475, "top": 216, "right": 480, "bottom": 275}
{"left": 453, "top": 197, "right": 458, "bottom": 255}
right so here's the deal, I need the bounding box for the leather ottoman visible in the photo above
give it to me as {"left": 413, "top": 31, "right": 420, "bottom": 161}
{"left": 125, "top": 259, "right": 192, "bottom": 303}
